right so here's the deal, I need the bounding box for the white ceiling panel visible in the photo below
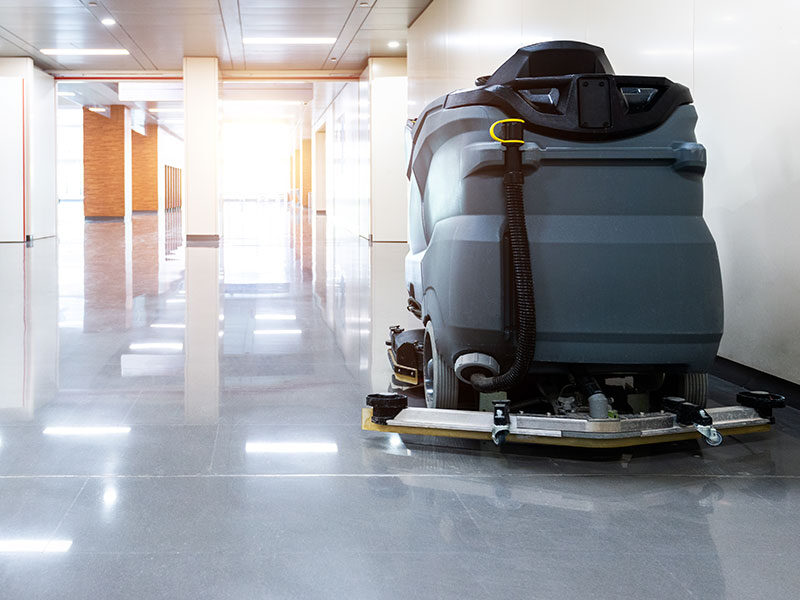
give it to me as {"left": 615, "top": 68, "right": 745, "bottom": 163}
{"left": 0, "top": 0, "right": 431, "bottom": 72}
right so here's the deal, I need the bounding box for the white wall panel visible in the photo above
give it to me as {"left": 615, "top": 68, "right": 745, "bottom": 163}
{"left": 183, "top": 57, "right": 219, "bottom": 237}
{"left": 29, "top": 68, "right": 57, "bottom": 240}
{"left": 408, "top": 0, "right": 800, "bottom": 383}
{"left": 0, "top": 76, "right": 25, "bottom": 242}
{"left": 369, "top": 58, "right": 408, "bottom": 242}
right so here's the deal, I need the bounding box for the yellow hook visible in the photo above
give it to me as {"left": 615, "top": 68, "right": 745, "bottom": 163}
{"left": 489, "top": 118, "right": 525, "bottom": 144}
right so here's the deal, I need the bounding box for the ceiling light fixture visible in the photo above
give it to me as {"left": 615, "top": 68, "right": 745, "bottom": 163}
{"left": 242, "top": 37, "right": 336, "bottom": 45}
{"left": 40, "top": 48, "right": 129, "bottom": 56}
{"left": 87, "top": 107, "right": 107, "bottom": 112}
{"left": 101, "top": 18, "right": 116, "bottom": 26}
{"left": 387, "top": 40, "right": 400, "bottom": 49}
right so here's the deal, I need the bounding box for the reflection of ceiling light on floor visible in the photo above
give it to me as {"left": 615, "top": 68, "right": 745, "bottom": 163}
{"left": 129, "top": 342, "right": 184, "bottom": 351}
{"left": 166, "top": 298, "right": 185, "bottom": 304}
{"left": 0, "top": 539, "right": 73, "bottom": 553}
{"left": 253, "top": 329, "right": 302, "bottom": 335}
{"left": 103, "top": 487, "right": 118, "bottom": 506}
{"left": 58, "top": 321, "right": 83, "bottom": 328}
{"left": 245, "top": 442, "right": 338, "bottom": 454}
{"left": 255, "top": 314, "right": 296, "bottom": 320}
{"left": 150, "top": 323, "right": 185, "bottom": 329}
{"left": 43, "top": 426, "right": 131, "bottom": 436}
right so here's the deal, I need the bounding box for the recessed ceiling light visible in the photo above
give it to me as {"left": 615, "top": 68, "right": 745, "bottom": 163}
{"left": 87, "top": 107, "right": 107, "bottom": 112}
{"left": 40, "top": 48, "right": 129, "bottom": 56}
{"left": 387, "top": 40, "right": 400, "bottom": 49}
{"left": 242, "top": 37, "right": 336, "bottom": 45}
{"left": 101, "top": 18, "right": 116, "bottom": 26}
{"left": 57, "top": 91, "right": 76, "bottom": 97}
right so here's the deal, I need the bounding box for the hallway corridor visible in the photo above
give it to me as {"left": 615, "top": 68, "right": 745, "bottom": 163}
{"left": 0, "top": 200, "right": 799, "bottom": 599}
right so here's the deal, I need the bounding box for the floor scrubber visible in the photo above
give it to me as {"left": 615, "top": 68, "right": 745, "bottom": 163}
{"left": 364, "top": 41, "right": 784, "bottom": 447}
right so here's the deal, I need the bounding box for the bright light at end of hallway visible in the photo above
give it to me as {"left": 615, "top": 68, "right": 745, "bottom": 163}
{"left": 245, "top": 442, "right": 338, "bottom": 454}
{"left": 387, "top": 40, "right": 400, "bottom": 49}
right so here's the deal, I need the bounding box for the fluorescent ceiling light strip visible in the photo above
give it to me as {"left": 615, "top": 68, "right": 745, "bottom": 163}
{"left": 43, "top": 426, "right": 131, "bottom": 436}
{"left": 253, "top": 329, "right": 302, "bottom": 335}
{"left": 129, "top": 342, "right": 184, "bottom": 351}
{"left": 254, "top": 314, "right": 296, "bottom": 320}
{"left": 0, "top": 540, "right": 73, "bottom": 553}
{"left": 245, "top": 442, "right": 338, "bottom": 454}
{"left": 40, "top": 48, "right": 129, "bottom": 56}
{"left": 87, "top": 107, "right": 106, "bottom": 112}
{"left": 242, "top": 37, "right": 336, "bottom": 45}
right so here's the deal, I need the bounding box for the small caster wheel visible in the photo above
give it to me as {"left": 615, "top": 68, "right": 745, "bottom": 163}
{"left": 491, "top": 428, "right": 509, "bottom": 446}
{"left": 704, "top": 429, "right": 723, "bottom": 447}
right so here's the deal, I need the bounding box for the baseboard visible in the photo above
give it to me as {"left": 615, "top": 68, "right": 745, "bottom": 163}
{"left": 712, "top": 356, "right": 798, "bottom": 409}
{"left": 85, "top": 216, "right": 124, "bottom": 222}
{"left": 186, "top": 234, "right": 220, "bottom": 247}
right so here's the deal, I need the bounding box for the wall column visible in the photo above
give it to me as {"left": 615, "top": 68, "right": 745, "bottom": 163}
{"left": 183, "top": 57, "right": 219, "bottom": 242}
{"left": 132, "top": 122, "right": 159, "bottom": 212}
{"left": 83, "top": 105, "right": 132, "bottom": 220}
{"left": 0, "top": 57, "right": 56, "bottom": 242}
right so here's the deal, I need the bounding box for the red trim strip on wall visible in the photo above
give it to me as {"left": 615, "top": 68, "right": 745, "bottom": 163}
{"left": 21, "top": 78, "right": 26, "bottom": 239}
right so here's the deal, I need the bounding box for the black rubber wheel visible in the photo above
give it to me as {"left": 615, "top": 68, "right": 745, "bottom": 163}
{"left": 422, "top": 321, "right": 459, "bottom": 409}
{"left": 662, "top": 372, "right": 708, "bottom": 408}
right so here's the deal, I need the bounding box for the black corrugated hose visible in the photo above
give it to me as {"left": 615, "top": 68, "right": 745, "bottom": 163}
{"left": 470, "top": 122, "right": 536, "bottom": 392}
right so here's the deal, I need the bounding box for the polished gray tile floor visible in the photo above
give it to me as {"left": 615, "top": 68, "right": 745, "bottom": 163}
{"left": 0, "top": 200, "right": 798, "bottom": 599}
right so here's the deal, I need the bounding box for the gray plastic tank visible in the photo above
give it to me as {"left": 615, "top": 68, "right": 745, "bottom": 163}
{"left": 405, "top": 41, "right": 723, "bottom": 409}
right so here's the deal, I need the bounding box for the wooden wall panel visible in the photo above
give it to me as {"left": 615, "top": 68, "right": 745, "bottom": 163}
{"left": 132, "top": 122, "right": 158, "bottom": 211}
{"left": 165, "top": 165, "right": 182, "bottom": 210}
{"left": 83, "top": 105, "right": 130, "bottom": 218}
{"left": 301, "top": 138, "right": 312, "bottom": 208}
